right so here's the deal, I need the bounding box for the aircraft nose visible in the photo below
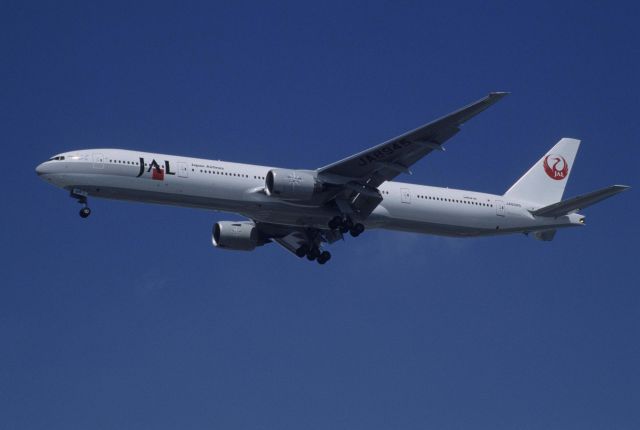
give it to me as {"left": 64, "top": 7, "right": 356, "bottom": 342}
{"left": 35, "top": 161, "right": 52, "bottom": 176}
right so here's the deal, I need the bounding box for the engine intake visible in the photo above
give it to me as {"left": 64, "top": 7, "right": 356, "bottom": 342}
{"left": 265, "top": 168, "right": 320, "bottom": 201}
{"left": 212, "top": 221, "right": 259, "bottom": 251}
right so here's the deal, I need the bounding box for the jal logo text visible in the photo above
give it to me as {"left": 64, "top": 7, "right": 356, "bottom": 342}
{"left": 543, "top": 154, "right": 568, "bottom": 180}
{"left": 136, "top": 157, "right": 176, "bottom": 180}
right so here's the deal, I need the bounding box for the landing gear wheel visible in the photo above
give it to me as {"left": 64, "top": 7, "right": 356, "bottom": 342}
{"left": 71, "top": 190, "right": 91, "bottom": 219}
{"left": 317, "top": 251, "right": 331, "bottom": 265}
{"left": 306, "top": 247, "right": 320, "bottom": 261}
{"left": 340, "top": 218, "right": 354, "bottom": 234}
{"left": 328, "top": 216, "right": 342, "bottom": 230}
{"left": 349, "top": 223, "right": 365, "bottom": 237}
{"left": 296, "top": 244, "right": 310, "bottom": 258}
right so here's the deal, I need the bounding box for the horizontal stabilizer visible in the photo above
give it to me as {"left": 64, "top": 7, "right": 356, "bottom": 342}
{"left": 531, "top": 185, "right": 630, "bottom": 217}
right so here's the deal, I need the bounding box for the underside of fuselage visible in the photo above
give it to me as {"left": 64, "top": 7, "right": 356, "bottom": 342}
{"left": 62, "top": 180, "right": 580, "bottom": 240}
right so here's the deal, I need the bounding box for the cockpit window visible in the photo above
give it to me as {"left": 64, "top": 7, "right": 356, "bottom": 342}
{"left": 49, "top": 156, "right": 65, "bottom": 161}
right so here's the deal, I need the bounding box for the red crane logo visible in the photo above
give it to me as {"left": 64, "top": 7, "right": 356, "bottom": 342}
{"left": 543, "top": 154, "right": 569, "bottom": 180}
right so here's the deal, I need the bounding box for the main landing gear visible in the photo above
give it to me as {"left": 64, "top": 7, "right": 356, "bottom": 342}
{"left": 71, "top": 190, "right": 91, "bottom": 218}
{"left": 328, "top": 215, "right": 364, "bottom": 237}
{"left": 292, "top": 215, "right": 362, "bottom": 265}
{"left": 295, "top": 244, "right": 332, "bottom": 265}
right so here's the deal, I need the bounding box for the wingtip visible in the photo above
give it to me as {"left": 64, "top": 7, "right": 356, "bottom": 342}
{"left": 489, "top": 91, "right": 510, "bottom": 97}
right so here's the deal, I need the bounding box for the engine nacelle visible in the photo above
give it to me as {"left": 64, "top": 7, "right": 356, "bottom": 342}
{"left": 265, "top": 168, "right": 320, "bottom": 201}
{"left": 212, "top": 221, "right": 259, "bottom": 251}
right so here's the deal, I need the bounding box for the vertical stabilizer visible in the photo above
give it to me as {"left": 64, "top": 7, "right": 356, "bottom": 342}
{"left": 504, "top": 138, "right": 580, "bottom": 205}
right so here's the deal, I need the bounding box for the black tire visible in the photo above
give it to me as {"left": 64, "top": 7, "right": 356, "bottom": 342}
{"left": 307, "top": 247, "right": 321, "bottom": 261}
{"left": 317, "top": 251, "right": 331, "bottom": 264}
{"left": 328, "top": 216, "right": 342, "bottom": 230}
{"left": 349, "top": 224, "right": 363, "bottom": 237}
{"left": 79, "top": 207, "right": 91, "bottom": 218}
{"left": 296, "top": 245, "right": 309, "bottom": 258}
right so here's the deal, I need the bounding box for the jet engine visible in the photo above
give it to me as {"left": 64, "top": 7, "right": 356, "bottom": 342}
{"left": 212, "top": 221, "right": 259, "bottom": 251}
{"left": 265, "top": 168, "right": 320, "bottom": 201}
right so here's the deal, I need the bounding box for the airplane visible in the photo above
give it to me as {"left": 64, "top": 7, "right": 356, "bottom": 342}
{"left": 36, "top": 92, "right": 630, "bottom": 264}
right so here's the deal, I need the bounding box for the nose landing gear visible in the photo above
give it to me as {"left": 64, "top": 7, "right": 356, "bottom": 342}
{"left": 71, "top": 190, "right": 91, "bottom": 218}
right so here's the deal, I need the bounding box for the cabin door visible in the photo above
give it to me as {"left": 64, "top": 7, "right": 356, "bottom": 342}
{"left": 401, "top": 188, "right": 411, "bottom": 204}
{"left": 92, "top": 153, "right": 105, "bottom": 169}
{"left": 177, "top": 162, "right": 189, "bottom": 178}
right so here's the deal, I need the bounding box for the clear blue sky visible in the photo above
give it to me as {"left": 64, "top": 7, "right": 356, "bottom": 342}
{"left": 2, "top": 1, "right": 639, "bottom": 429}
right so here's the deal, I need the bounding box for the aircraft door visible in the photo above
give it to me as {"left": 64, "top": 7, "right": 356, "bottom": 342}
{"left": 401, "top": 188, "right": 411, "bottom": 204}
{"left": 495, "top": 200, "right": 505, "bottom": 216}
{"left": 92, "top": 153, "right": 105, "bottom": 169}
{"left": 177, "top": 162, "right": 189, "bottom": 178}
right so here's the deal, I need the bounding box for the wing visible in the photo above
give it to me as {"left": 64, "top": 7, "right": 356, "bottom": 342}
{"left": 316, "top": 92, "right": 508, "bottom": 217}
{"left": 318, "top": 92, "right": 508, "bottom": 185}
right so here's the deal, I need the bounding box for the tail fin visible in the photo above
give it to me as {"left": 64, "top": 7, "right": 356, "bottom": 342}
{"left": 504, "top": 138, "right": 580, "bottom": 205}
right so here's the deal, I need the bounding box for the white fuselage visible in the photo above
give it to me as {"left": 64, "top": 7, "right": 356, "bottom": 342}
{"left": 36, "top": 149, "right": 584, "bottom": 237}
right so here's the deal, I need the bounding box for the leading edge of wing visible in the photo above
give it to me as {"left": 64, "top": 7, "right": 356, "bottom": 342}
{"left": 317, "top": 91, "right": 509, "bottom": 177}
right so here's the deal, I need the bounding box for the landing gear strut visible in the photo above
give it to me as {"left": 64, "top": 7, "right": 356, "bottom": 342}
{"left": 71, "top": 190, "right": 91, "bottom": 219}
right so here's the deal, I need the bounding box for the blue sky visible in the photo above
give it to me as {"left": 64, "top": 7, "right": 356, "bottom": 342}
{"left": 2, "top": 1, "right": 639, "bottom": 429}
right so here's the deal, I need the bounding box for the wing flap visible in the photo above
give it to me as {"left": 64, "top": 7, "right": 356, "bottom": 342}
{"left": 273, "top": 231, "right": 308, "bottom": 255}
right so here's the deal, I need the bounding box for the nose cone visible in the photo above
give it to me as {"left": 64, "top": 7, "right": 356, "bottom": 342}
{"left": 35, "top": 162, "right": 47, "bottom": 176}
{"left": 36, "top": 161, "right": 57, "bottom": 177}
{"left": 36, "top": 160, "right": 68, "bottom": 188}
